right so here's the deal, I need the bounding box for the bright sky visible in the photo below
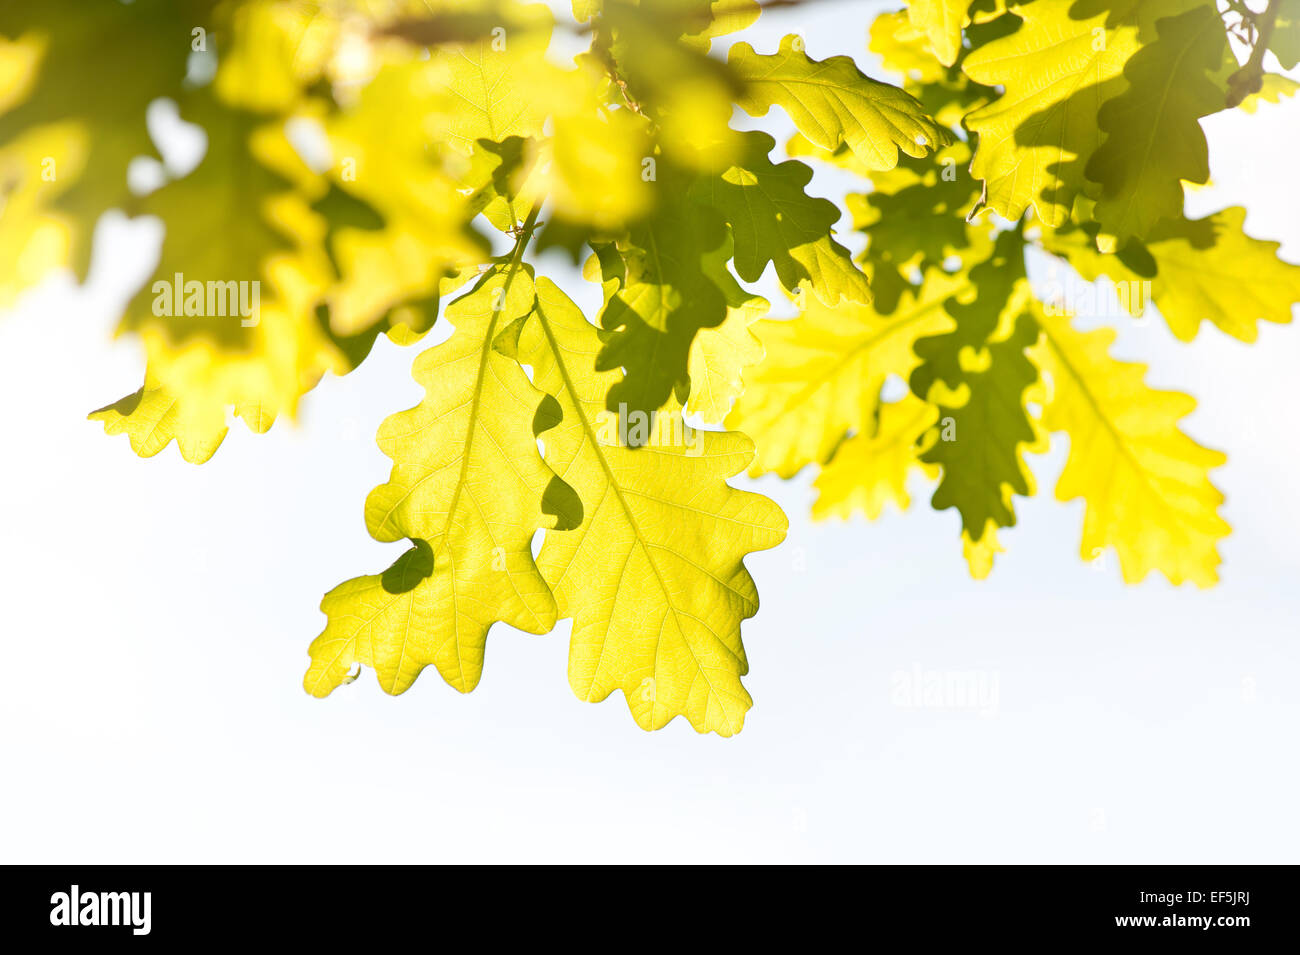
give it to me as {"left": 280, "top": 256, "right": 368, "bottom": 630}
{"left": 1, "top": 1, "right": 1298, "bottom": 862}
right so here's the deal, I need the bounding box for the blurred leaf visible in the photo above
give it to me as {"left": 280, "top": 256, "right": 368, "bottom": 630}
{"left": 1270, "top": 0, "right": 1300, "bottom": 69}
{"left": 846, "top": 140, "right": 980, "bottom": 312}
{"left": 0, "top": 0, "right": 208, "bottom": 282}
{"left": 907, "top": 0, "right": 972, "bottom": 66}
{"left": 1237, "top": 72, "right": 1300, "bottom": 112}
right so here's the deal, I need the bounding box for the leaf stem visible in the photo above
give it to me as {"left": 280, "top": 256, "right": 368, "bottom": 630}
{"left": 1225, "top": 0, "right": 1283, "bottom": 107}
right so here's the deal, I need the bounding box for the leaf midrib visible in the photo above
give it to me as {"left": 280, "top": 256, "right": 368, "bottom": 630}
{"left": 533, "top": 301, "right": 740, "bottom": 730}
{"left": 758, "top": 284, "right": 966, "bottom": 436}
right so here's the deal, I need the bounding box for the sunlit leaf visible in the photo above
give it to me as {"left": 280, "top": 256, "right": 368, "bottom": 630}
{"left": 961, "top": 0, "right": 1156, "bottom": 226}
{"left": 910, "top": 232, "right": 1040, "bottom": 574}
{"left": 519, "top": 277, "right": 788, "bottom": 735}
{"left": 811, "top": 393, "right": 939, "bottom": 521}
{"left": 1044, "top": 206, "right": 1300, "bottom": 342}
{"left": 907, "top": 0, "right": 972, "bottom": 67}
{"left": 1085, "top": 5, "right": 1231, "bottom": 253}
{"left": 1031, "top": 307, "right": 1229, "bottom": 586}
{"left": 729, "top": 34, "right": 952, "bottom": 171}
{"left": 729, "top": 268, "right": 964, "bottom": 478}
{"left": 307, "top": 267, "right": 575, "bottom": 696}
{"left": 692, "top": 130, "right": 871, "bottom": 307}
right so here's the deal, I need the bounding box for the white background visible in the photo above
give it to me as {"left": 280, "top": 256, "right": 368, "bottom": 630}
{"left": 1, "top": 2, "right": 1298, "bottom": 863}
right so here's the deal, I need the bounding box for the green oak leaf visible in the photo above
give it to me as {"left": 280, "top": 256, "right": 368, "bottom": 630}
{"left": 961, "top": 0, "right": 1203, "bottom": 227}
{"left": 1271, "top": 0, "right": 1300, "bottom": 69}
{"left": 847, "top": 140, "right": 980, "bottom": 312}
{"left": 88, "top": 378, "right": 229, "bottom": 466}
{"left": 1085, "top": 5, "right": 1231, "bottom": 252}
{"left": 684, "top": 236, "right": 769, "bottom": 424}
{"left": 1031, "top": 307, "right": 1229, "bottom": 587}
{"left": 691, "top": 129, "right": 871, "bottom": 307}
{"left": 811, "top": 393, "right": 939, "bottom": 521}
{"left": 728, "top": 267, "right": 965, "bottom": 478}
{"left": 596, "top": 169, "right": 730, "bottom": 416}
{"left": 909, "top": 232, "right": 1039, "bottom": 570}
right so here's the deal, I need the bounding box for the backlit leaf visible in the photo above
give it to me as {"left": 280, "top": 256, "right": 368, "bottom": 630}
{"left": 0, "top": 0, "right": 204, "bottom": 280}
{"left": 1270, "top": 0, "right": 1300, "bottom": 69}
{"left": 811, "top": 393, "right": 939, "bottom": 520}
{"left": 691, "top": 130, "right": 871, "bottom": 307}
{"left": 1085, "top": 5, "right": 1231, "bottom": 252}
{"left": 961, "top": 0, "right": 1156, "bottom": 226}
{"left": 907, "top": 0, "right": 971, "bottom": 67}
{"left": 729, "top": 34, "right": 952, "bottom": 171}
{"left": 909, "top": 232, "right": 1040, "bottom": 573}
{"left": 729, "top": 268, "right": 964, "bottom": 478}
{"left": 520, "top": 277, "right": 787, "bottom": 735}
{"left": 1031, "top": 308, "right": 1229, "bottom": 586}
{"left": 1044, "top": 206, "right": 1300, "bottom": 342}
{"left": 596, "top": 167, "right": 730, "bottom": 415}
{"left": 307, "top": 267, "right": 574, "bottom": 696}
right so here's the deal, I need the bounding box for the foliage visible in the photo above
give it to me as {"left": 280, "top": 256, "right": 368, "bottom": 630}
{"left": 2, "top": 0, "right": 1296, "bottom": 734}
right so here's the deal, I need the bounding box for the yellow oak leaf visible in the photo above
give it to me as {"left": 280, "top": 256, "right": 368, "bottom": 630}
{"left": 729, "top": 34, "right": 951, "bottom": 171}
{"left": 728, "top": 269, "right": 965, "bottom": 478}
{"left": 1031, "top": 308, "right": 1229, "bottom": 586}
{"left": 520, "top": 277, "right": 787, "bottom": 735}
{"left": 88, "top": 377, "right": 229, "bottom": 466}
{"left": 907, "top": 0, "right": 971, "bottom": 67}
{"left": 961, "top": 0, "right": 1153, "bottom": 226}
{"left": 307, "top": 265, "right": 576, "bottom": 696}
{"left": 811, "top": 394, "right": 939, "bottom": 521}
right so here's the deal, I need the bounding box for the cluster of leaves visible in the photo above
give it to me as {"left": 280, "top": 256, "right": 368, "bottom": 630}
{"left": 738, "top": 0, "right": 1300, "bottom": 587}
{"left": 2, "top": 0, "right": 1296, "bottom": 734}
